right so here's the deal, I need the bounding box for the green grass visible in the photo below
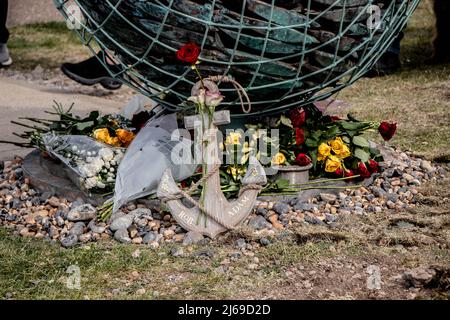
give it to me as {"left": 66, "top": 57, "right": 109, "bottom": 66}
{"left": 8, "top": 22, "right": 89, "bottom": 70}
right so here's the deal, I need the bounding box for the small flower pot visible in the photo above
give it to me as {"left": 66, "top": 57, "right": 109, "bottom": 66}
{"left": 274, "top": 163, "right": 313, "bottom": 185}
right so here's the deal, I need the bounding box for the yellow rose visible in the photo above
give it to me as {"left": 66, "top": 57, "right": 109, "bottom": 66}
{"left": 93, "top": 128, "right": 111, "bottom": 144}
{"left": 338, "top": 144, "right": 351, "bottom": 159}
{"left": 116, "top": 129, "right": 135, "bottom": 147}
{"left": 317, "top": 143, "right": 331, "bottom": 161}
{"left": 325, "top": 155, "right": 342, "bottom": 173}
{"left": 271, "top": 152, "right": 286, "bottom": 166}
{"left": 330, "top": 137, "right": 344, "bottom": 155}
{"left": 225, "top": 132, "right": 242, "bottom": 145}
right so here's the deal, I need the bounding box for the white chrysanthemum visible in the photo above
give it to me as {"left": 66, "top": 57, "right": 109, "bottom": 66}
{"left": 96, "top": 181, "right": 106, "bottom": 189}
{"left": 90, "top": 157, "right": 105, "bottom": 173}
{"left": 79, "top": 164, "right": 95, "bottom": 178}
{"left": 84, "top": 177, "right": 98, "bottom": 189}
{"left": 99, "top": 148, "right": 115, "bottom": 162}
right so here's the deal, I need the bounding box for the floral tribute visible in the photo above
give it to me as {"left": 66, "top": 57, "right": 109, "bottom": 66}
{"left": 5, "top": 42, "right": 397, "bottom": 203}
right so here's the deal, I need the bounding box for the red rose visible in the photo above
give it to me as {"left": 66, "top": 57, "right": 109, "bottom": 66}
{"left": 330, "top": 116, "right": 342, "bottom": 122}
{"left": 345, "top": 169, "right": 355, "bottom": 178}
{"left": 335, "top": 168, "right": 344, "bottom": 176}
{"left": 357, "top": 162, "right": 372, "bottom": 179}
{"left": 289, "top": 108, "right": 306, "bottom": 128}
{"left": 295, "top": 128, "right": 305, "bottom": 146}
{"left": 378, "top": 121, "right": 397, "bottom": 141}
{"left": 368, "top": 159, "right": 379, "bottom": 173}
{"left": 176, "top": 43, "right": 201, "bottom": 64}
{"left": 131, "top": 111, "right": 151, "bottom": 133}
{"left": 180, "top": 181, "right": 188, "bottom": 189}
{"left": 295, "top": 153, "right": 311, "bottom": 166}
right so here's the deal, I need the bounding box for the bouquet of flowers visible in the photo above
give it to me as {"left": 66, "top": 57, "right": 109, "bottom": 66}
{"left": 41, "top": 134, "right": 125, "bottom": 193}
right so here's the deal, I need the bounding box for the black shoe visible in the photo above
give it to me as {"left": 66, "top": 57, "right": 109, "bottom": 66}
{"left": 61, "top": 52, "right": 123, "bottom": 90}
{"left": 364, "top": 52, "right": 401, "bottom": 78}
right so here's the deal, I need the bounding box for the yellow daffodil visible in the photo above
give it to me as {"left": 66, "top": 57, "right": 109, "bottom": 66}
{"left": 317, "top": 143, "right": 331, "bottom": 161}
{"left": 227, "top": 166, "right": 238, "bottom": 180}
{"left": 330, "top": 137, "right": 344, "bottom": 155}
{"left": 225, "top": 132, "right": 242, "bottom": 145}
{"left": 116, "top": 129, "right": 135, "bottom": 147}
{"left": 271, "top": 152, "right": 286, "bottom": 166}
{"left": 325, "top": 155, "right": 342, "bottom": 173}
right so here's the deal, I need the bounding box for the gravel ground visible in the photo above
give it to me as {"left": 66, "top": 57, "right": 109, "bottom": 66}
{"left": 0, "top": 145, "right": 446, "bottom": 249}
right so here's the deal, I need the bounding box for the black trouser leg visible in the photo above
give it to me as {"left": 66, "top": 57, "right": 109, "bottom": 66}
{"left": 433, "top": 0, "right": 450, "bottom": 60}
{"left": 0, "top": 0, "right": 9, "bottom": 44}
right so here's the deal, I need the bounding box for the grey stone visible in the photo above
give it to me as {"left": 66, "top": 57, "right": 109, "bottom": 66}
{"left": 110, "top": 214, "right": 135, "bottom": 232}
{"left": 387, "top": 193, "right": 399, "bottom": 203}
{"left": 171, "top": 247, "right": 184, "bottom": 257}
{"left": 143, "top": 231, "right": 157, "bottom": 244}
{"left": 56, "top": 216, "right": 65, "bottom": 227}
{"left": 403, "top": 267, "right": 436, "bottom": 288}
{"left": 304, "top": 215, "right": 326, "bottom": 225}
{"left": 320, "top": 193, "right": 337, "bottom": 203}
{"left": 382, "top": 181, "right": 391, "bottom": 192}
{"left": 182, "top": 231, "right": 204, "bottom": 246}
{"left": 420, "top": 160, "right": 434, "bottom": 173}
{"left": 60, "top": 234, "right": 78, "bottom": 248}
{"left": 88, "top": 220, "right": 106, "bottom": 234}
{"left": 293, "top": 202, "right": 316, "bottom": 212}
{"left": 372, "top": 187, "right": 386, "bottom": 198}
{"left": 193, "top": 249, "right": 214, "bottom": 259}
{"left": 248, "top": 216, "right": 272, "bottom": 230}
{"left": 362, "top": 176, "right": 375, "bottom": 188}
{"left": 128, "top": 208, "right": 151, "bottom": 218}
{"left": 69, "top": 222, "right": 85, "bottom": 236}
{"left": 259, "top": 237, "right": 271, "bottom": 246}
{"left": 256, "top": 207, "right": 269, "bottom": 218}
{"left": 67, "top": 204, "right": 96, "bottom": 221}
{"left": 273, "top": 202, "right": 290, "bottom": 215}
{"left": 114, "top": 228, "right": 131, "bottom": 243}
{"left": 236, "top": 238, "right": 247, "bottom": 249}
{"left": 324, "top": 213, "right": 337, "bottom": 222}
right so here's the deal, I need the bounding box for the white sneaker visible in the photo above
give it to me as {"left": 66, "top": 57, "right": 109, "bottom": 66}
{"left": 0, "top": 44, "right": 12, "bottom": 67}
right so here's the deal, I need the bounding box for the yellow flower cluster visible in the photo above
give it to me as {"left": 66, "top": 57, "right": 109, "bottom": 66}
{"left": 93, "top": 128, "right": 135, "bottom": 148}
{"left": 317, "top": 137, "right": 351, "bottom": 173}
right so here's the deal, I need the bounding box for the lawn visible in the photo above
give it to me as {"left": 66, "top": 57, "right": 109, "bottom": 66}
{"left": 0, "top": 1, "right": 449, "bottom": 300}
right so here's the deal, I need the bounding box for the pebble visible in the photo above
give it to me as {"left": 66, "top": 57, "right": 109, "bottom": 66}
{"left": 143, "top": 232, "right": 157, "bottom": 244}
{"left": 320, "top": 193, "right": 337, "bottom": 203}
{"left": 114, "top": 229, "right": 131, "bottom": 244}
{"left": 110, "top": 214, "right": 135, "bottom": 232}
{"left": 171, "top": 247, "right": 184, "bottom": 257}
{"left": 69, "top": 222, "right": 85, "bottom": 236}
{"left": 273, "top": 202, "right": 289, "bottom": 215}
{"left": 260, "top": 237, "right": 271, "bottom": 246}
{"left": 182, "top": 231, "right": 204, "bottom": 246}
{"left": 248, "top": 216, "right": 272, "bottom": 230}
{"left": 67, "top": 204, "right": 96, "bottom": 221}
{"left": 60, "top": 234, "right": 78, "bottom": 248}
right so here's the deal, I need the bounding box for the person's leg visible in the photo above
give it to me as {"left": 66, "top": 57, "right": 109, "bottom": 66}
{"left": 431, "top": 0, "right": 450, "bottom": 63}
{"left": 0, "top": 0, "right": 9, "bottom": 44}
{"left": 0, "top": 0, "right": 12, "bottom": 67}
